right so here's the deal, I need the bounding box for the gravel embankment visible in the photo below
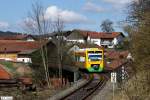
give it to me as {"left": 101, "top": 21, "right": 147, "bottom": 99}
{"left": 92, "top": 80, "right": 129, "bottom": 100}
{"left": 48, "top": 79, "right": 88, "bottom": 100}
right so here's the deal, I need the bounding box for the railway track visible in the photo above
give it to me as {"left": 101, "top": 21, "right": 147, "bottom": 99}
{"left": 61, "top": 74, "right": 107, "bottom": 100}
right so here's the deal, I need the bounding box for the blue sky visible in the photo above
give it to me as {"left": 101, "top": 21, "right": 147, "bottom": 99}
{"left": 0, "top": 0, "right": 133, "bottom": 33}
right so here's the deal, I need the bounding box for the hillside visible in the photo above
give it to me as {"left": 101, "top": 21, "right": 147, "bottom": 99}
{"left": 0, "top": 31, "right": 23, "bottom": 36}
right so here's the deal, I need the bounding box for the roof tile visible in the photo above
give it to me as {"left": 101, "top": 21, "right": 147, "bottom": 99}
{"left": 74, "top": 29, "right": 124, "bottom": 39}
{"left": 0, "top": 40, "right": 44, "bottom": 53}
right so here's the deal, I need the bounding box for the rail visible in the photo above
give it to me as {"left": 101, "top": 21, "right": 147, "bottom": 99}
{"left": 62, "top": 74, "right": 107, "bottom": 100}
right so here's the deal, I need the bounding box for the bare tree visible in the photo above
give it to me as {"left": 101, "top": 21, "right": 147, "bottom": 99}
{"left": 23, "top": 2, "right": 52, "bottom": 88}
{"left": 53, "top": 15, "right": 64, "bottom": 85}
{"left": 123, "top": 0, "right": 150, "bottom": 99}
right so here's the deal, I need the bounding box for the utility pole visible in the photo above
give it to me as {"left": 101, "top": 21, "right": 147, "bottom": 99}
{"left": 111, "top": 72, "right": 117, "bottom": 100}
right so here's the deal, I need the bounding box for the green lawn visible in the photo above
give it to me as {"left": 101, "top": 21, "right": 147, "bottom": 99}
{"left": 0, "top": 61, "right": 15, "bottom": 71}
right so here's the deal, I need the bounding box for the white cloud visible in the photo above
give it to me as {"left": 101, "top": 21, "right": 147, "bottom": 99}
{"left": 45, "top": 6, "right": 89, "bottom": 24}
{"left": 83, "top": 2, "right": 106, "bottom": 13}
{"left": 22, "top": 18, "right": 36, "bottom": 28}
{"left": 132, "top": 0, "right": 140, "bottom": 4}
{"left": 0, "top": 21, "right": 9, "bottom": 29}
{"left": 103, "top": 0, "right": 131, "bottom": 4}
{"left": 102, "top": 0, "right": 135, "bottom": 9}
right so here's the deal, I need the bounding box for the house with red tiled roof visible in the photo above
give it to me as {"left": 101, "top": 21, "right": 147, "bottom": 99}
{"left": 0, "top": 40, "right": 44, "bottom": 63}
{"left": 105, "top": 50, "right": 129, "bottom": 70}
{"left": 68, "top": 43, "right": 104, "bottom": 53}
{"left": 0, "top": 34, "right": 36, "bottom": 41}
{"left": 0, "top": 64, "right": 11, "bottom": 79}
{"left": 66, "top": 29, "right": 125, "bottom": 48}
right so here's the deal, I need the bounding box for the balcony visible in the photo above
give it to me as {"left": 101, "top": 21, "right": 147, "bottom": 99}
{"left": 100, "top": 41, "right": 112, "bottom": 45}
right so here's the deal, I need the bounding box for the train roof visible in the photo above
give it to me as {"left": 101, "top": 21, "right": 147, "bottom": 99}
{"left": 75, "top": 48, "right": 103, "bottom": 52}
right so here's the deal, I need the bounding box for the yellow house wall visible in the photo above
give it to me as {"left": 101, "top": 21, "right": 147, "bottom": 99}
{"left": 0, "top": 53, "right": 17, "bottom": 60}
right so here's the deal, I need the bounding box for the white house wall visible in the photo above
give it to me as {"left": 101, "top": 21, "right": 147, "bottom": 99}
{"left": 0, "top": 58, "right": 13, "bottom": 61}
{"left": 90, "top": 39, "right": 101, "bottom": 46}
{"left": 67, "top": 39, "right": 85, "bottom": 43}
{"left": 17, "top": 58, "right": 32, "bottom": 63}
{"left": 66, "top": 32, "right": 124, "bottom": 48}
{"left": 27, "top": 39, "right": 35, "bottom": 41}
{"left": 26, "top": 37, "right": 35, "bottom": 41}
{"left": 112, "top": 38, "right": 118, "bottom": 45}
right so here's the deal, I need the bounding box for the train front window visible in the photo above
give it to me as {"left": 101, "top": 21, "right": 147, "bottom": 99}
{"left": 88, "top": 51, "right": 102, "bottom": 53}
{"left": 88, "top": 54, "right": 102, "bottom": 61}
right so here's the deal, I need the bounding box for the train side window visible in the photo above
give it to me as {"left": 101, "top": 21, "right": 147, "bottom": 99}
{"left": 79, "top": 56, "right": 85, "bottom": 62}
